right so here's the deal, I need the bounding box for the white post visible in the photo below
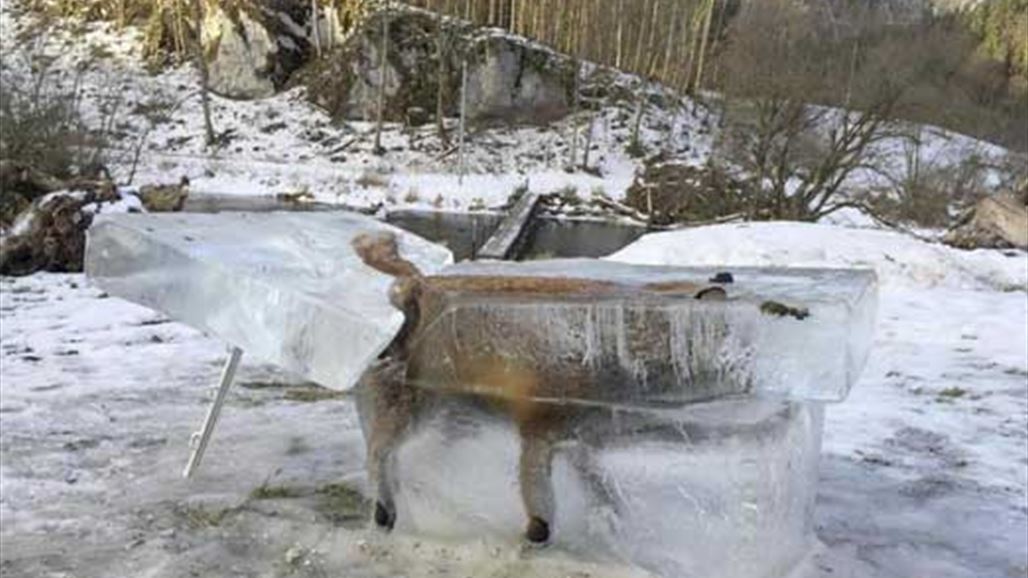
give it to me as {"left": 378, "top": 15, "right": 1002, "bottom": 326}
{"left": 183, "top": 346, "right": 243, "bottom": 478}
{"left": 458, "top": 57, "right": 468, "bottom": 186}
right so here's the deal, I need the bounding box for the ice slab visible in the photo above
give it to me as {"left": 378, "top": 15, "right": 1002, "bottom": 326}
{"left": 407, "top": 259, "right": 876, "bottom": 403}
{"left": 355, "top": 384, "right": 823, "bottom": 578}
{"left": 85, "top": 212, "right": 453, "bottom": 391}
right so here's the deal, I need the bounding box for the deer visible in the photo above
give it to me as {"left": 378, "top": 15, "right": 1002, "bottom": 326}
{"left": 350, "top": 231, "right": 736, "bottom": 544}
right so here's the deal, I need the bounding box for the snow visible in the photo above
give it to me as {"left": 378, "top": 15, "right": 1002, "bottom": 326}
{"left": 0, "top": 2, "right": 710, "bottom": 212}
{"left": 3, "top": 223, "right": 1025, "bottom": 577}
{"left": 612, "top": 222, "right": 1027, "bottom": 291}
{"left": 1, "top": 0, "right": 1026, "bottom": 575}
{"left": 609, "top": 222, "right": 1028, "bottom": 578}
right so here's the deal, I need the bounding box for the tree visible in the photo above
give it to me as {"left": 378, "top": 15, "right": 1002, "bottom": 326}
{"left": 714, "top": 0, "right": 907, "bottom": 221}
{"left": 189, "top": 0, "right": 216, "bottom": 147}
{"left": 373, "top": 0, "right": 389, "bottom": 155}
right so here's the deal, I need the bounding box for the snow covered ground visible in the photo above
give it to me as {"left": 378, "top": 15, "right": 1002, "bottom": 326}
{"left": 611, "top": 223, "right": 1028, "bottom": 578}
{"left": 2, "top": 222, "right": 1025, "bottom": 578}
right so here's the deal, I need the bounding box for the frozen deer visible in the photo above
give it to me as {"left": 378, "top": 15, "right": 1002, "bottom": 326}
{"left": 351, "top": 231, "right": 731, "bottom": 544}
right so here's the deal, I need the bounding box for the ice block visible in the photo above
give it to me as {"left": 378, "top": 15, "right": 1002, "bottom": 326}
{"left": 406, "top": 259, "right": 877, "bottom": 404}
{"left": 354, "top": 383, "right": 824, "bottom": 578}
{"left": 84, "top": 212, "right": 453, "bottom": 391}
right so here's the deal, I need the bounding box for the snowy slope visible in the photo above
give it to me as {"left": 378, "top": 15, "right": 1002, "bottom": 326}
{"left": 2, "top": 1, "right": 1012, "bottom": 219}
{"left": 0, "top": 2, "right": 713, "bottom": 211}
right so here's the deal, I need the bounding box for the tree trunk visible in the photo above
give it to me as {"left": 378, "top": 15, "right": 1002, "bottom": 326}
{"left": 458, "top": 58, "right": 468, "bottom": 184}
{"left": 311, "top": 0, "right": 322, "bottom": 57}
{"left": 373, "top": 1, "right": 389, "bottom": 155}
{"left": 567, "top": 58, "right": 579, "bottom": 172}
{"left": 694, "top": 0, "right": 715, "bottom": 92}
{"left": 615, "top": 0, "right": 624, "bottom": 69}
{"left": 190, "top": 0, "right": 216, "bottom": 147}
{"left": 435, "top": 9, "right": 450, "bottom": 147}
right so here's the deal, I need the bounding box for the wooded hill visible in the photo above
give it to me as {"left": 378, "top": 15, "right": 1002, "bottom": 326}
{"left": 22, "top": 0, "right": 1028, "bottom": 150}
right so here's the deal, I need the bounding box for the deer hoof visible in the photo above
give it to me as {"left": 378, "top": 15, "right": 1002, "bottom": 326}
{"left": 525, "top": 516, "right": 550, "bottom": 544}
{"left": 374, "top": 501, "right": 395, "bottom": 530}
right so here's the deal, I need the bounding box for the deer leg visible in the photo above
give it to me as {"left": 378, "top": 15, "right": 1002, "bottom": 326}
{"left": 368, "top": 425, "right": 400, "bottom": 530}
{"left": 357, "top": 360, "right": 414, "bottom": 531}
{"left": 518, "top": 418, "right": 557, "bottom": 544}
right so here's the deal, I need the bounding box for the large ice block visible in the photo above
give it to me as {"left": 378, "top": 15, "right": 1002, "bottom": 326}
{"left": 407, "top": 259, "right": 876, "bottom": 404}
{"left": 355, "top": 383, "right": 824, "bottom": 578}
{"left": 85, "top": 212, "right": 453, "bottom": 390}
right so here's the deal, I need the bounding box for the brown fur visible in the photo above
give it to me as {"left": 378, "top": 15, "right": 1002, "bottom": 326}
{"left": 352, "top": 232, "right": 726, "bottom": 542}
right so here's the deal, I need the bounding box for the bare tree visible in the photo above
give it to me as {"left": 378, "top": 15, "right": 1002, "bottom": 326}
{"left": 311, "top": 0, "right": 322, "bottom": 57}
{"left": 373, "top": 0, "right": 389, "bottom": 155}
{"left": 189, "top": 0, "right": 215, "bottom": 147}
{"left": 715, "top": 0, "right": 906, "bottom": 221}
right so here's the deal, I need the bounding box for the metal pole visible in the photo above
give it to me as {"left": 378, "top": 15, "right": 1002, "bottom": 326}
{"left": 183, "top": 346, "right": 243, "bottom": 478}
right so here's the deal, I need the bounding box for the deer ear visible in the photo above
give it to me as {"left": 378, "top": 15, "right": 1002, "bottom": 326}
{"left": 352, "top": 232, "right": 399, "bottom": 273}
{"left": 352, "top": 232, "right": 425, "bottom": 279}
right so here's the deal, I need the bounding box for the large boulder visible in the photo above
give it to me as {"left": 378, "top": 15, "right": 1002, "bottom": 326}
{"left": 297, "top": 7, "right": 575, "bottom": 124}
{"left": 464, "top": 35, "right": 572, "bottom": 123}
{"left": 945, "top": 190, "right": 1028, "bottom": 250}
{"left": 0, "top": 186, "right": 142, "bottom": 276}
{"left": 202, "top": 0, "right": 311, "bottom": 99}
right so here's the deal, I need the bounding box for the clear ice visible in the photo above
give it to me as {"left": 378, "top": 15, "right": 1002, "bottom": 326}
{"left": 355, "top": 386, "right": 825, "bottom": 578}
{"left": 356, "top": 259, "right": 875, "bottom": 578}
{"left": 84, "top": 212, "right": 453, "bottom": 390}
{"left": 85, "top": 214, "right": 878, "bottom": 578}
{"left": 412, "top": 259, "right": 877, "bottom": 403}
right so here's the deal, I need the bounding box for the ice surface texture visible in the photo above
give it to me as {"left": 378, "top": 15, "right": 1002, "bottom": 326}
{"left": 410, "top": 260, "right": 877, "bottom": 404}
{"left": 355, "top": 385, "right": 824, "bottom": 578}
{"left": 85, "top": 212, "right": 453, "bottom": 390}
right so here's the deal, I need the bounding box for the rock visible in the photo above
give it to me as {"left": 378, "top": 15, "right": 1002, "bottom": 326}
{"left": 297, "top": 7, "right": 575, "bottom": 124}
{"left": 464, "top": 35, "right": 572, "bottom": 123}
{"left": 137, "top": 178, "right": 189, "bottom": 212}
{"left": 202, "top": 1, "right": 311, "bottom": 99}
{"left": 945, "top": 191, "right": 1028, "bottom": 250}
{"left": 0, "top": 186, "right": 142, "bottom": 276}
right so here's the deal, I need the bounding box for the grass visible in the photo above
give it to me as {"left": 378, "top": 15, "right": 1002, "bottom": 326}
{"left": 938, "top": 387, "right": 968, "bottom": 399}
{"left": 315, "top": 482, "right": 369, "bottom": 526}
{"left": 249, "top": 484, "right": 305, "bottom": 501}
{"left": 176, "top": 503, "right": 241, "bottom": 528}
{"left": 284, "top": 386, "right": 347, "bottom": 403}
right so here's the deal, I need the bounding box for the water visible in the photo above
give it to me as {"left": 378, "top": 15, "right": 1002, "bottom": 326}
{"left": 181, "top": 194, "right": 649, "bottom": 261}
{"left": 385, "top": 209, "right": 649, "bottom": 261}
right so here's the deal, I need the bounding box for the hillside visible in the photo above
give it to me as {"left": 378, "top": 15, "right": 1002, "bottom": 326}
{"left": 1, "top": 0, "right": 1018, "bottom": 224}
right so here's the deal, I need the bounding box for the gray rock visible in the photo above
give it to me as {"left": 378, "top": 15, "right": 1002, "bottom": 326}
{"left": 299, "top": 8, "right": 574, "bottom": 125}
{"left": 945, "top": 190, "right": 1028, "bottom": 251}
{"left": 202, "top": 2, "right": 310, "bottom": 99}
